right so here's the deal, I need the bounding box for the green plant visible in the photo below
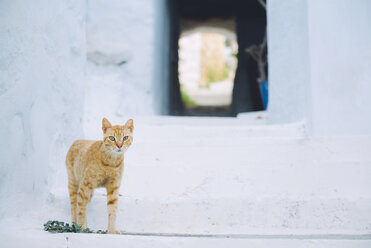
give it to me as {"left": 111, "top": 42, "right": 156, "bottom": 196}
{"left": 207, "top": 67, "right": 218, "bottom": 83}
{"left": 244, "top": 0, "right": 268, "bottom": 83}
{"left": 222, "top": 62, "right": 230, "bottom": 80}
{"left": 206, "top": 63, "right": 230, "bottom": 84}
{"left": 43, "top": 220, "right": 107, "bottom": 234}
{"left": 180, "top": 89, "right": 197, "bottom": 106}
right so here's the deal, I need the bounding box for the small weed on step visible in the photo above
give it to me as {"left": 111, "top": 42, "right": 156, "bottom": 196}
{"left": 43, "top": 220, "right": 107, "bottom": 234}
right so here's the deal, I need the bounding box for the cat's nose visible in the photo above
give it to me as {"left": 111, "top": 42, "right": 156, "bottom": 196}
{"left": 117, "top": 143, "right": 123, "bottom": 148}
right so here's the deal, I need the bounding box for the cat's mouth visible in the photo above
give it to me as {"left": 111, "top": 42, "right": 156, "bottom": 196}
{"left": 115, "top": 148, "right": 125, "bottom": 153}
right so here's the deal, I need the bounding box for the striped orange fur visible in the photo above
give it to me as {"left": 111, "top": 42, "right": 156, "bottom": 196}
{"left": 65, "top": 118, "right": 133, "bottom": 234}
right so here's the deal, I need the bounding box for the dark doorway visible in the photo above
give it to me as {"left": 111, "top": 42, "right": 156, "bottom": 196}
{"left": 167, "top": 0, "right": 267, "bottom": 116}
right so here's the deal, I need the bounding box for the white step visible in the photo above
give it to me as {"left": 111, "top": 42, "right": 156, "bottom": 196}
{"left": 1, "top": 231, "right": 371, "bottom": 248}
{"left": 43, "top": 116, "right": 371, "bottom": 235}
{"left": 1, "top": 116, "right": 370, "bottom": 247}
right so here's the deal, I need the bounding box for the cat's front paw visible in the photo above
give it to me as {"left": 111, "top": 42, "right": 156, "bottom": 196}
{"left": 107, "top": 229, "right": 120, "bottom": 234}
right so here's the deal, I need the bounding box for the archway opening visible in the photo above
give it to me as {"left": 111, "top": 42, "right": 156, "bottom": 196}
{"left": 178, "top": 24, "right": 238, "bottom": 116}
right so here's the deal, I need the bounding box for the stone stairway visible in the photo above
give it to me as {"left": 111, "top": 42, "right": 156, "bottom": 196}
{"left": 1, "top": 115, "right": 371, "bottom": 247}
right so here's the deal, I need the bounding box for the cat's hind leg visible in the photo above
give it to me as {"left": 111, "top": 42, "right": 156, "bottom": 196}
{"left": 68, "top": 182, "right": 78, "bottom": 223}
{"left": 66, "top": 159, "right": 78, "bottom": 223}
{"left": 76, "top": 179, "right": 94, "bottom": 229}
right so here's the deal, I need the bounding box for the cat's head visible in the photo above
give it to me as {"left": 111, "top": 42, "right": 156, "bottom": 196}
{"left": 102, "top": 117, "right": 134, "bottom": 155}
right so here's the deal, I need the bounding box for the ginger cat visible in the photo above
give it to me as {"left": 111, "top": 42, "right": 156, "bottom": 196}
{"left": 65, "top": 118, "right": 133, "bottom": 234}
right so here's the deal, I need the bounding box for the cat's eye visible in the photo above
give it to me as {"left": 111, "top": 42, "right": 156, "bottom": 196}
{"left": 109, "top": 136, "right": 115, "bottom": 141}
{"left": 123, "top": 136, "right": 129, "bottom": 141}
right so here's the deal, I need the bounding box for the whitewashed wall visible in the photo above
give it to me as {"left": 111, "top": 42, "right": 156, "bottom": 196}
{"left": 153, "top": 0, "right": 171, "bottom": 115}
{"left": 308, "top": 0, "right": 371, "bottom": 136}
{"left": 179, "top": 33, "right": 202, "bottom": 88}
{"left": 0, "top": 0, "right": 86, "bottom": 216}
{"left": 267, "top": 0, "right": 371, "bottom": 136}
{"left": 85, "top": 0, "right": 158, "bottom": 132}
{"left": 267, "top": 0, "right": 311, "bottom": 125}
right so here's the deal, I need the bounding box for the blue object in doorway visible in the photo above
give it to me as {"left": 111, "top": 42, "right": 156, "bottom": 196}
{"left": 259, "top": 80, "right": 268, "bottom": 110}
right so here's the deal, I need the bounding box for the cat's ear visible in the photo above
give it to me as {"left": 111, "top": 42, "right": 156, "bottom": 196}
{"left": 125, "top": 119, "right": 134, "bottom": 133}
{"left": 102, "top": 118, "right": 112, "bottom": 133}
